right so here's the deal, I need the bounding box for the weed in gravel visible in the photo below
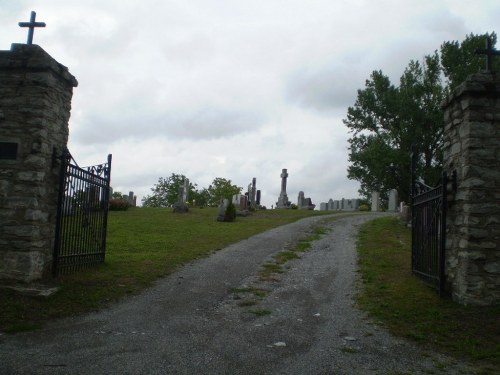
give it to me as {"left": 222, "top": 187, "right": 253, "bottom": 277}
{"left": 249, "top": 309, "right": 272, "bottom": 316}
{"left": 296, "top": 241, "right": 312, "bottom": 252}
{"left": 273, "top": 251, "right": 300, "bottom": 264}
{"left": 258, "top": 263, "right": 284, "bottom": 281}
{"left": 237, "top": 300, "right": 259, "bottom": 307}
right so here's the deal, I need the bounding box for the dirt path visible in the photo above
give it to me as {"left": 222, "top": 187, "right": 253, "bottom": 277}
{"left": 0, "top": 213, "right": 474, "bottom": 374}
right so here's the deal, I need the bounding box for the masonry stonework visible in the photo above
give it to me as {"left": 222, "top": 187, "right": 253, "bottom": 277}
{"left": 0, "top": 44, "right": 77, "bottom": 283}
{"left": 442, "top": 72, "right": 500, "bottom": 305}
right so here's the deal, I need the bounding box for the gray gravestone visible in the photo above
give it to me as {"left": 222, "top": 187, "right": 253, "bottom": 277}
{"left": 276, "top": 169, "right": 291, "bottom": 208}
{"left": 328, "top": 199, "right": 334, "bottom": 210}
{"left": 217, "top": 198, "right": 229, "bottom": 221}
{"left": 297, "top": 191, "right": 305, "bottom": 208}
{"left": 173, "top": 179, "right": 189, "bottom": 213}
{"left": 371, "top": 192, "right": 380, "bottom": 211}
{"left": 388, "top": 189, "right": 398, "bottom": 212}
{"left": 250, "top": 177, "right": 256, "bottom": 209}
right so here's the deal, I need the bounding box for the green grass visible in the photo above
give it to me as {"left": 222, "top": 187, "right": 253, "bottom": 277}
{"left": 0, "top": 207, "right": 331, "bottom": 333}
{"left": 249, "top": 309, "right": 272, "bottom": 316}
{"left": 356, "top": 216, "right": 500, "bottom": 372}
{"left": 237, "top": 300, "right": 259, "bottom": 307}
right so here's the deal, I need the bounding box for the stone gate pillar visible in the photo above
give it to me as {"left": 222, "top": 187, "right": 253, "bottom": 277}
{"left": 442, "top": 72, "right": 500, "bottom": 305}
{"left": 0, "top": 44, "right": 77, "bottom": 283}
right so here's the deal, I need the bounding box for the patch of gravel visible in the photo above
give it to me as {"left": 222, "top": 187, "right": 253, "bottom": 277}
{"left": 0, "top": 213, "right": 477, "bottom": 374}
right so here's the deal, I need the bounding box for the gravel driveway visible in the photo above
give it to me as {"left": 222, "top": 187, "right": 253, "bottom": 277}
{"left": 0, "top": 213, "right": 475, "bottom": 374}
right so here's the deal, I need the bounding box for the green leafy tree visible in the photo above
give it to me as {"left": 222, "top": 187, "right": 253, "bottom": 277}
{"left": 344, "top": 33, "right": 495, "bottom": 204}
{"left": 344, "top": 61, "right": 444, "bottom": 204}
{"left": 190, "top": 187, "right": 210, "bottom": 207}
{"left": 112, "top": 191, "right": 123, "bottom": 199}
{"left": 441, "top": 32, "right": 498, "bottom": 91}
{"left": 142, "top": 173, "right": 197, "bottom": 208}
{"left": 207, "top": 177, "right": 242, "bottom": 207}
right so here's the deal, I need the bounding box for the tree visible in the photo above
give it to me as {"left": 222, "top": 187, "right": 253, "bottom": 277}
{"left": 441, "top": 32, "right": 498, "bottom": 91}
{"left": 191, "top": 187, "right": 210, "bottom": 207}
{"left": 206, "top": 177, "right": 242, "bottom": 207}
{"left": 141, "top": 173, "right": 197, "bottom": 208}
{"left": 112, "top": 191, "right": 123, "bottom": 199}
{"left": 344, "top": 33, "right": 495, "bottom": 204}
{"left": 345, "top": 60, "right": 444, "bottom": 204}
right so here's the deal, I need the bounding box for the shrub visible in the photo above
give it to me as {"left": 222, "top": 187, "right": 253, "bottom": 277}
{"left": 290, "top": 204, "right": 298, "bottom": 210}
{"left": 224, "top": 202, "right": 236, "bottom": 222}
{"left": 359, "top": 204, "right": 370, "bottom": 211}
{"left": 109, "top": 198, "right": 129, "bottom": 211}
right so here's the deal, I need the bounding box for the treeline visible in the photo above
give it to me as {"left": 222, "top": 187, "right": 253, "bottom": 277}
{"left": 141, "top": 173, "right": 241, "bottom": 207}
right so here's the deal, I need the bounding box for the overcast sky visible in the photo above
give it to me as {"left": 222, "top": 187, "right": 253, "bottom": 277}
{"left": 1, "top": 1, "right": 498, "bottom": 207}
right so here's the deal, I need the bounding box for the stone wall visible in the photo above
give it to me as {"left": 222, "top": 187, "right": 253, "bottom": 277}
{"left": 0, "top": 44, "right": 77, "bottom": 282}
{"left": 442, "top": 72, "right": 500, "bottom": 305}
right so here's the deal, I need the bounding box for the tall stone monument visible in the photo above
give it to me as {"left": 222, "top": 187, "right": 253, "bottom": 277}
{"left": 250, "top": 177, "right": 257, "bottom": 209}
{"left": 0, "top": 41, "right": 78, "bottom": 282}
{"left": 173, "top": 178, "right": 189, "bottom": 213}
{"left": 276, "top": 169, "right": 290, "bottom": 208}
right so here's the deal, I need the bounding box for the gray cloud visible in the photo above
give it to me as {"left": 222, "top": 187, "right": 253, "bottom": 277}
{"left": 285, "top": 61, "right": 360, "bottom": 113}
{"left": 71, "top": 106, "right": 265, "bottom": 145}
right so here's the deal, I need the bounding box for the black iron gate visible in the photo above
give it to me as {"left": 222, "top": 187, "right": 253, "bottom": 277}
{"left": 411, "top": 155, "right": 447, "bottom": 295}
{"left": 53, "top": 149, "right": 112, "bottom": 276}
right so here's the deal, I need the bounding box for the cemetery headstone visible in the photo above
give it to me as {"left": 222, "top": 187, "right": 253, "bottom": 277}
{"left": 297, "top": 191, "right": 315, "bottom": 210}
{"left": 276, "top": 169, "right": 291, "bottom": 208}
{"left": 297, "top": 191, "right": 305, "bottom": 207}
{"left": 173, "top": 179, "right": 189, "bottom": 213}
{"left": 239, "top": 195, "right": 248, "bottom": 211}
{"left": 250, "top": 177, "right": 257, "bottom": 209}
{"left": 232, "top": 194, "right": 240, "bottom": 206}
{"left": 388, "top": 189, "right": 398, "bottom": 212}
{"left": 328, "top": 199, "right": 334, "bottom": 210}
{"left": 371, "top": 192, "right": 380, "bottom": 211}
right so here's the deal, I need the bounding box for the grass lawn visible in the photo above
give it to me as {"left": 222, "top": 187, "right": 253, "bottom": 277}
{"left": 356, "top": 216, "right": 500, "bottom": 374}
{"left": 0, "top": 207, "right": 331, "bottom": 333}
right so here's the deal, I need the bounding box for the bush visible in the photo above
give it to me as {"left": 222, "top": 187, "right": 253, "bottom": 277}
{"left": 224, "top": 202, "right": 236, "bottom": 222}
{"left": 359, "top": 204, "right": 370, "bottom": 211}
{"left": 109, "top": 198, "right": 129, "bottom": 211}
{"left": 290, "top": 204, "right": 298, "bottom": 210}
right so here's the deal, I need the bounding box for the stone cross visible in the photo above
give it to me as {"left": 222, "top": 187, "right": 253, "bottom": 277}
{"left": 475, "top": 37, "right": 500, "bottom": 72}
{"left": 280, "top": 169, "right": 288, "bottom": 193}
{"left": 276, "top": 168, "right": 290, "bottom": 208}
{"left": 19, "top": 11, "right": 46, "bottom": 45}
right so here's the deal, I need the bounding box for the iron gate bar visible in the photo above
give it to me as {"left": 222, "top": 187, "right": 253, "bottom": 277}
{"left": 53, "top": 149, "right": 112, "bottom": 276}
{"left": 439, "top": 171, "right": 447, "bottom": 295}
{"left": 411, "top": 149, "right": 447, "bottom": 295}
